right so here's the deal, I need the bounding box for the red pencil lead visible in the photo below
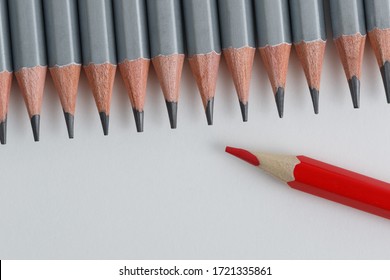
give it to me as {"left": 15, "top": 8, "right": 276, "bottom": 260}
{"left": 225, "top": 146, "right": 260, "bottom": 166}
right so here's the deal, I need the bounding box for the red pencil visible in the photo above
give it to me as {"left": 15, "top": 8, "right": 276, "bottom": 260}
{"left": 226, "top": 146, "right": 390, "bottom": 219}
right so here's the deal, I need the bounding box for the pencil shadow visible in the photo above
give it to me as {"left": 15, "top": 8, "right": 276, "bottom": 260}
{"left": 181, "top": 60, "right": 203, "bottom": 124}
{"left": 252, "top": 51, "right": 274, "bottom": 117}
{"left": 42, "top": 73, "right": 64, "bottom": 138}
{"left": 111, "top": 71, "right": 133, "bottom": 133}
{"left": 76, "top": 70, "right": 101, "bottom": 137}
{"left": 217, "top": 56, "right": 238, "bottom": 123}
{"left": 8, "top": 77, "right": 30, "bottom": 142}
{"left": 145, "top": 62, "right": 167, "bottom": 130}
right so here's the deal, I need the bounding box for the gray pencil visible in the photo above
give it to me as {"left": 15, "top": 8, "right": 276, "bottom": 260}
{"left": 113, "top": 0, "right": 150, "bottom": 133}
{"left": 218, "top": 0, "right": 256, "bottom": 122}
{"left": 0, "top": 0, "right": 12, "bottom": 144}
{"left": 78, "top": 0, "right": 117, "bottom": 136}
{"left": 8, "top": 0, "right": 47, "bottom": 142}
{"left": 43, "top": 0, "right": 82, "bottom": 139}
{"left": 365, "top": 0, "right": 390, "bottom": 103}
{"left": 183, "top": 0, "right": 221, "bottom": 125}
{"left": 329, "top": 0, "right": 366, "bottom": 108}
{"left": 254, "top": 0, "right": 292, "bottom": 118}
{"left": 146, "top": 0, "right": 185, "bottom": 129}
{"left": 290, "top": 0, "right": 327, "bottom": 114}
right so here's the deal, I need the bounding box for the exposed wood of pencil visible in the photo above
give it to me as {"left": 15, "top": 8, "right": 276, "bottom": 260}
{"left": 226, "top": 146, "right": 390, "bottom": 220}
{"left": 259, "top": 43, "right": 291, "bottom": 94}
{"left": 119, "top": 58, "right": 150, "bottom": 112}
{"left": 14, "top": 66, "right": 47, "bottom": 117}
{"left": 50, "top": 64, "right": 81, "bottom": 115}
{"left": 223, "top": 47, "right": 256, "bottom": 105}
{"left": 368, "top": 28, "right": 390, "bottom": 103}
{"left": 368, "top": 28, "right": 390, "bottom": 66}
{"left": 334, "top": 34, "right": 366, "bottom": 80}
{"left": 84, "top": 63, "right": 117, "bottom": 115}
{"left": 0, "top": 71, "right": 12, "bottom": 122}
{"left": 188, "top": 52, "right": 220, "bottom": 110}
{"left": 295, "top": 40, "right": 326, "bottom": 93}
{"left": 152, "top": 54, "right": 185, "bottom": 103}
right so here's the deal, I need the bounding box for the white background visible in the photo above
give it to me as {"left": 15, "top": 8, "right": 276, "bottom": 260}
{"left": 1, "top": 6, "right": 390, "bottom": 259}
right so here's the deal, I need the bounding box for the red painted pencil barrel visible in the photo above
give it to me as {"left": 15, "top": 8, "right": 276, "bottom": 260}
{"left": 291, "top": 156, "right": 390, "bottom": 219}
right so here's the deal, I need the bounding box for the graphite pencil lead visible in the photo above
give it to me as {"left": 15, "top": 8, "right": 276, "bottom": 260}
{"left": 0, "top": 117, "right": 6, "bottom": 145}
{"left": 63, "top": 112, "right": 74, "bottom": 139}
{"left": 309, "top": 88, "right": 320, "bottom": 114}
{"left": 31, "top": 115, "right": 40, "bottom": 142}
{"left": 348, "top": 76, "right": 360, "bottom": 109}
{"left": 133, "top": 109, "right": 144, "bottom": 133}
{"left": 275, "top": 87, "right": 285, "bottom": 118}
{"left": 205, "top": 98, "right": 214, "bottom": 126}
{"left": 380, "top": 62, "right": 390, "bottom": 103}
{"left": 99, "top": 112, "right": 109, "bottom": 136}
{"left": 165, "top": 101, "right": 178, "bottom": 129}
{"left": 239, "top": 101, "right": 248, "bottom": 122}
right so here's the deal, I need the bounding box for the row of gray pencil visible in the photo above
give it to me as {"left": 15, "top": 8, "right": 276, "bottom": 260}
{"left": 0, "top": 0, "right": 389, "bottom": 144}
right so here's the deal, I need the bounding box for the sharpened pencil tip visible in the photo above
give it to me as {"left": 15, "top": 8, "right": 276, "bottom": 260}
{"left": 275, "top": 87, "right": 285, "bottom": 118}
{"left": 31, "top": 115, "right": 40, "bottom": 142}
{"left": 380, "top": 61, "right": 390, "bottom": 104}
{"left": 348, "top": 76, "right": 360, "bottom": 109}
{"left": 64, "top": 112, "right": 74, "bottom": 139}
{"left": 225, "top": 146, "right": 260, "bottom": 166}
{"left": 165, "top": 101, "right": 178, "bottom": 129}
{"left": 239, "top": 101, "right": 248, "bottom": 122}
{"left": 99, "top": 112, "right": 109, "bottom": 136}
{"left": 206, "top": 98, "right": 214, "bottom": 126}
{"left": 133, "top": 109, "right": 144, "bottom": 133}
{"left": 309, "top": 88, "right": 320, "bottom": 114}
{"left": 0, "top": 117, "right": 7, "bottom": 145}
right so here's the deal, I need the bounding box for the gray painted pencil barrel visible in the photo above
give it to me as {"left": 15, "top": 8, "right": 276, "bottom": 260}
{"left": 218, "top": 0, "right": 256, "bottom": 49}
{"left": 7, "top": 0, "right": 47, "bottom": 71}
{"left": 43, "top": 0, "right": 81, "bottom": 67}
{"left": 182, "top": 0, "right": 221, "bottom": 56}
{"left": 146, "top": 0, "right": 185, "bottom": 57}
{"left": 290, "top": 0, "right": 327, "bottom": 43}
{"left": 329, "top": 0, "right": 366, "bottom": 38}
{"left": 365, "top": 0, "right": 390, "bottom": 31}
{"left": 78, "top": 0, "right": 117, "bottom": 65}
{"left": 0, "top": 0, "right": 12, "bottom": 72}
{"left": 113, "top": 0, "right": 150, "bottom": 62}
{"left": 254, "top": 0, "right": 292, "bottom": 47}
